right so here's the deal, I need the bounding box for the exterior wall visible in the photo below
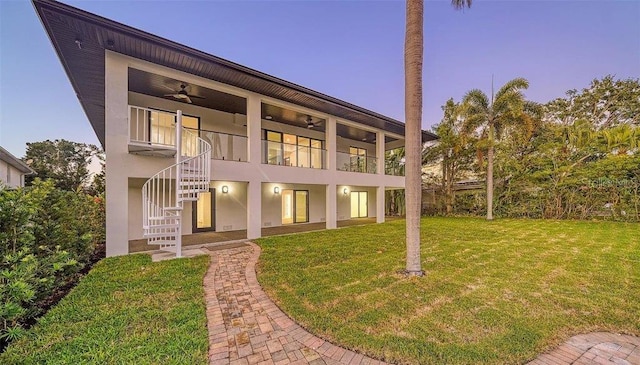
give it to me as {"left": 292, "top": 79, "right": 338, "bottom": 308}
{"left": 0, "top": 160, "right": 26, "bottom": 188}
{"left": 105, "top": 51, "right": 406, "bottom": 256}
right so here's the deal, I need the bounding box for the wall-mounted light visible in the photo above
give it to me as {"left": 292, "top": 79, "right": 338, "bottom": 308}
{"left": 343, "top": 188, "right": 348, "bottom": 195}
{"left": 221, "top": 185, "right": 229, "bottom": 194}
{"left": 274, "top": 186, "right": 280, "bottom": 194}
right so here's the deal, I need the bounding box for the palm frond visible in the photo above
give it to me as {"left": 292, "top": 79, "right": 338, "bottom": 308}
{"left": 462, "top": 89, "right": 490, "bottom": 110}
{"left": 495, "top": 77, "right": 529, "bottom": 101}
{"left": 451, "top": 0, "right": 472, "bottom": 10}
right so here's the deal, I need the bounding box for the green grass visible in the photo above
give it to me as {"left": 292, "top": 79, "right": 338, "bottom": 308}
{"left": 0, "top": 254, "right": 210, "bottom": 365}
{"left": 256, "top": 217, "right": 640, "bottom": 365}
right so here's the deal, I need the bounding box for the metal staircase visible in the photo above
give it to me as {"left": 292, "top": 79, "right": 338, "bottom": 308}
{"left": 142, "top": 111, "right": 211, "bottom": 257}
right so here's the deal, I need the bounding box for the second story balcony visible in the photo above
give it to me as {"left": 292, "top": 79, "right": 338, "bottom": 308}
{"left": 128, "top": 105, "right": 248, "bottom": 161}
{"left": 336, "top": 151, "right": 377, "bottom": 174}
{"left": 262, "top": 140, "right": 326, "bottom": 169}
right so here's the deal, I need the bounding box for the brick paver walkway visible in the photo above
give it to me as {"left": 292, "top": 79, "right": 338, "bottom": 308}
{"left": 203, "top": 242, "right": 389, "bottom": 365}
{"left": 528, "top": 332, "right": 639, "bottom": 365}
{"left": 203, "top": 242, "right": 639, "bottom": 365}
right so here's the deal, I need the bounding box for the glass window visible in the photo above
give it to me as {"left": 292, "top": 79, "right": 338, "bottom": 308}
{"left": 283, "top": 134, "right": 297, "bottom": 166}
{"left": 297, "top": 137, "right": 310, "bottom": 168}
{"left": 311, "top": 139, "right": 322, "bottom": 169}
{"left": 266, "top": 131, "right": 282, "bottom": 165}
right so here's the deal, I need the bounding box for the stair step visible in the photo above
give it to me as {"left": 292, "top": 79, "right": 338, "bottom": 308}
{"left": 178, "top": 189, "right": 201, "bottom": 194}
{"left": 164, "top": 206, "right": 183, "bottom": 211}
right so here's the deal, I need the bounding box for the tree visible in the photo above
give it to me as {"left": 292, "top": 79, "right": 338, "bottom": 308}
{"left": 423, "top": 99, "right": 475, "bottom": 214}
{"left": 404, "top": 0, "right": 471, "bottom": 276}
{"left": 24, "top": 139, "right": 101, "bottom": 191}
{"left": 462, "top": 77, "right": 529, "bottom": 220}
{"left": 545, "top": 75, "right": 640, "bottom": 129}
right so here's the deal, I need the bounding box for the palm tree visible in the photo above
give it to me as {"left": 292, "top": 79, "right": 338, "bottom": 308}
{"left": 404, "top": 0, "right": 472, "bottom": 276}
{"left": 462, "top": 77, "right": 530, "bottom": 220}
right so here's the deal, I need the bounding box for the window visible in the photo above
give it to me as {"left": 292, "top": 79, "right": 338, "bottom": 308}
{"left": 263, "top": 130, "right": 323, "bottom": 169}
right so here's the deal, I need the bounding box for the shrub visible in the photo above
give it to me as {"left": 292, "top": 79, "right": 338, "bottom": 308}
{"left": 0, "top": 179, "right": 104, "bottom": 345}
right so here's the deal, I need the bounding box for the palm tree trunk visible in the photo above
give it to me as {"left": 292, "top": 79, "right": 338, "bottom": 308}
{"left": 404, "top": 0, "right": 424, "bottom": 276}
{"left": 486, "top": 125, "right": 494, "bottom": 220}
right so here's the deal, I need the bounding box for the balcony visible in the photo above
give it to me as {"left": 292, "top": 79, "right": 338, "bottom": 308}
{"left": 385, "top": 159, "right": 405, "bottom": 176}
{"left": 262, "top": 140, "right": 326, "bottom": 169}
{"left": 336, "top": 151, "right": 377, "bottom": 174}
{"left": 128, "top": 106, "right": 248, "bottom": 161}
{"left": 193, "top": 128, "right": 247, "bottom": 162}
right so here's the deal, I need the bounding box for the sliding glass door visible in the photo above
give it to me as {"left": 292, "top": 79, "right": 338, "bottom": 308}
{"left": 282, "top": 189, "right": 309, "bottom": 224}
{"left": 350, "top": 191, "right": 368, "bottom": 218}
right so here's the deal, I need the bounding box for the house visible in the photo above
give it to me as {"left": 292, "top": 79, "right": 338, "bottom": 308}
{"left": 0, "top": 146, "right": 34, "bottom": 188}
{"left": 33, "top": 0, "right": 437, "bottom": 257}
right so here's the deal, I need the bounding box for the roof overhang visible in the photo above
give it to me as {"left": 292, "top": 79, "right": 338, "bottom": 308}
{"left": 33, "top": 0, "right": 438, "bottom": 148}
{"left": 0, "top": 147, "right": 35, "bottom": 174}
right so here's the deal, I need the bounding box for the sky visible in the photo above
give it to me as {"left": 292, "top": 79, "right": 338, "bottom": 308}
{"left": 0, "top": 0, "right": 639, "bottom": 158}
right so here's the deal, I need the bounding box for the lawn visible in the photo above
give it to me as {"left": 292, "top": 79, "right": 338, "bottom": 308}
{"left": 0, "top": 254, "right": 210, "bottom": 365}
{"left": 256, "top": 217, "right": 640, "bottom": 365}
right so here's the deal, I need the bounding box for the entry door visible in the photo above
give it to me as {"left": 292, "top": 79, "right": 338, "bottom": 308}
{"left": 282, "top": 189, "right": 309, "bottom": 224}
{"left": 193, "top": 188, "right": 215, "bottom": 232}
{"left": 350, "top": 191, "right": 368, "bottom": 218}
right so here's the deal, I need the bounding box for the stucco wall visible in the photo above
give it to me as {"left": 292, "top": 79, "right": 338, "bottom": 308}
{"left": 0, "top": 159, "right": 26, "bottom": 188}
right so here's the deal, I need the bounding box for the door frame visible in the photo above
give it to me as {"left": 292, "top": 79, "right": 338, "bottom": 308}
{"left": 192, "top": 188, "right": 215, "bottom": 232}
{"left": 282, "top": 189, "right": 310, "bottom": 224}
{"left": 351, "top": 191, "right": 368, "bottom": 218}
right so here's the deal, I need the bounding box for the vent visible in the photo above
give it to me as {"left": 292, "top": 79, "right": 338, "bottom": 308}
{"left": 223, "top": 225, "right": 233, "bottom": 230}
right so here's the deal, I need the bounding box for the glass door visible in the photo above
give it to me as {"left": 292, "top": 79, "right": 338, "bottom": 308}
{"left": 282, "top": 189, "right": 309, "bottom": 224}
{"left": 350, "top": 191, "right": 368, "bottom": 218}
{"left": 295, "top": 190, "right": 309, "bottom": 223}
{"left": 193, "top": 188, "right": 215, "bottom": 232}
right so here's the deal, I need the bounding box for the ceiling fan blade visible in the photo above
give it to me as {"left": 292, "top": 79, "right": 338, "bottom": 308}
{"left": 188, "top": 94, "right": 205, "bottom": 99}
{"left": 162, "top": 84, "right": 177, "bottom": 91}
{"left": 164, "top": 93, "right": 178, "bottom": 97}
{"left": 185, "top": 96, "right": 193, "bottom": 104}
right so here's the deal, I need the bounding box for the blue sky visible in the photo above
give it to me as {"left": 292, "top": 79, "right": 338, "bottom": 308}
{"left": 1, "top": 0, "right": 638, "bottom": 157}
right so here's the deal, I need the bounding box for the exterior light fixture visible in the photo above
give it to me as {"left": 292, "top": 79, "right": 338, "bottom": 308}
{"left": 221, "top": 185, "right": 229, "bottom": 194}
{"left": 265, "top": 115, "right": 272, "bottom": 120}
{"left": 274, "top": 186, "right": 280, "bottom": 194}
{"left": 343, "top": 188, "right": 348, "bottom": 195}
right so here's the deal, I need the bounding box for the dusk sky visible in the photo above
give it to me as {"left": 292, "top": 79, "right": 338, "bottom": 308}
{"left": 1, "top": 0, "right": 638, "bottom": 157}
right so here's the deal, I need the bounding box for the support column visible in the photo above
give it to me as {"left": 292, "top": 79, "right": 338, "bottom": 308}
{"left": 105, "top": 51, "right": 129, "bottom": 257}
{"left": 376, "top": 130, "right": 385, "bottom": 175}
{"left": 326, "top": 183, "right": 337, "bottom": 229}
{"left": 326, "top": 117, "right": 337, "bottom": 171}
{"left": 376, "top": 185, "right": 385, "bottom": 224}
{"left": 247, "top": 181, "right": 262, "bottom": 239}
{"left": 246, "top": 94, "right": 262, "bottom": 239}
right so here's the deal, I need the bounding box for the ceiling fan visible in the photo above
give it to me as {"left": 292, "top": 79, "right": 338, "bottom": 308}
{"left": 306, "top": 116, "right": 315, "bottom": 129}
{"left": 163, "top": 84, "right": 204, "bottom": 104}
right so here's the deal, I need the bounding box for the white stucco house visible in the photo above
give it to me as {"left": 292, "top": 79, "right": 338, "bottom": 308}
{"left": 34, "top": 0, "right": 437, "bottom": 257}
{"left": 0, "top": 146, "right": 34, "bottom": 188}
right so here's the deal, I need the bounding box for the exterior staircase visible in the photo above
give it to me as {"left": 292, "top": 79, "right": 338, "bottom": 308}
{"left": 142, "top": 111, "right": 211, "bottom": 257}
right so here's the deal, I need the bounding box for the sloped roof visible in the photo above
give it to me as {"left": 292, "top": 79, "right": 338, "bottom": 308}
{"left": 0, "top": 146, "right": 35, "bottom": 174}
{"left": 33, "top": 0, "right": 437, "bottom": 148}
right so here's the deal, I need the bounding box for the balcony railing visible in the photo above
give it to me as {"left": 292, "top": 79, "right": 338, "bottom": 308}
{"left": 262, "top": 140, "right": 326, "bottom": 169}
{"left": 129, "top": 106, "right": 247, "bottom": 161}
{"left": 188, "top": 128, "right": 248, "bottom": 162}
{"left": 385, "top": 160, "right": 405, "bottom": 176}
{"left": 336, "top": 151, "right": 377, "bottom": 174}
{"left": 129, "top": 106, "right": 177, "bottom": 147}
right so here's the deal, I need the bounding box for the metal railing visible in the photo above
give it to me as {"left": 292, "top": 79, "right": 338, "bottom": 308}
{"left": 188, "top": 128, "right": 248, "bottom": 162}
{"left": 129, "top": 106, "right": 177, "bottom": 147}
{"left": 336, "top": 151, "right": 377, "bottom": 174}
{"left": 385, "top": 160, "right": 405, "bottom": 176}
{"left": 262, "top": 140, "right": 326, "bottom": 169}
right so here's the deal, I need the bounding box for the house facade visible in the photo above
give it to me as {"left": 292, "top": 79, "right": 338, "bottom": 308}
{"left": 34, "top": 0, "right": 437, "bottom": 257}
{"left": 0, "top": 146, "right": 34, "bottom": 188}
